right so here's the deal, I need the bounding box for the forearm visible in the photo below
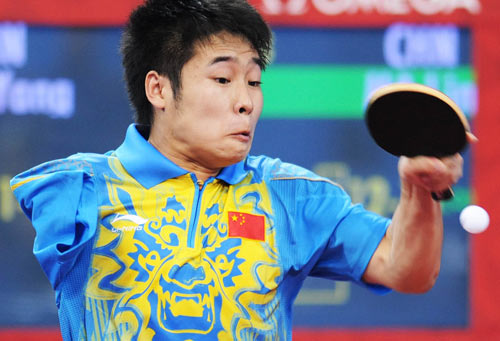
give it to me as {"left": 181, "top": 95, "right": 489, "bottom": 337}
{"left": 363, "top": 154, "right": 464, "bottom": 292}
{"left": 386, "top": 180, "right": 444, "bottom": 293}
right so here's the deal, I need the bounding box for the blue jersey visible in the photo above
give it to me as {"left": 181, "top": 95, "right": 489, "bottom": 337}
{"left": 11, "top": 124, "right": 390, "bottom": 340}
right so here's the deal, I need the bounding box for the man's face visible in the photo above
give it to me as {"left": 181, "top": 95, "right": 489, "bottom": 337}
{"left": 157, "top": 33, "right": 264, "bottom": 170}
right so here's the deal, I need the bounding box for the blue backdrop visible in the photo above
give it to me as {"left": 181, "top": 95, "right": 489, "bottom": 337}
{"left": 0, "top": 24, "right": 473, "bottom": 328}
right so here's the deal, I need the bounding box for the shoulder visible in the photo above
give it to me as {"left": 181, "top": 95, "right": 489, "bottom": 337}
{"left": 17, "top": 152, "right": 113, "bottom": 178}
{"left": 245, "top": 155, "right": 342, "bottom": 189}
{"left": 10, "top": 151, "right": 115, "bottom": 194}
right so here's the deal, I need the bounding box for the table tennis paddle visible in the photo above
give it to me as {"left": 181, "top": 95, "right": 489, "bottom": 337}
{"left": 365, "top": 83, "right": 470, "bottom": 201}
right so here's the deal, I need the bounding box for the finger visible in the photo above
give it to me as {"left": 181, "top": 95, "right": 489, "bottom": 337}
{"left": 401, "top": 156, "right": 447, "bottom": 176}
{"left": 440, "top": 154, "right": 463, "bottom": 183}
{"left": 399, "top": 156, "right": 445, "bottom": 190}
{"left": 399, "top": 156, "right": 463, "bottom": 192}
{"left": 466, "top": 132, "right": 478, "bottom": 144}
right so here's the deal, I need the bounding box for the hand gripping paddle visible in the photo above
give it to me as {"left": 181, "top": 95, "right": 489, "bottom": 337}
{"left": 365, "top": 83, "right": 470, "bottom": 201}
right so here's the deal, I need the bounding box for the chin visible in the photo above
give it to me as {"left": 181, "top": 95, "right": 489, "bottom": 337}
{"left": 217, "top": 151, "right": 248, "bottom": 168}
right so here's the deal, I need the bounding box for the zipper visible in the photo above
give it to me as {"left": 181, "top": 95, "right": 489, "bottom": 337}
{"left": 187, "top": 174, "right": 212, "bottom": 248}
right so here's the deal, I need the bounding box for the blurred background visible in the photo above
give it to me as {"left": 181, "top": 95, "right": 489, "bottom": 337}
{"left": 1, "top": 0, "right": 499, "bottom": 340}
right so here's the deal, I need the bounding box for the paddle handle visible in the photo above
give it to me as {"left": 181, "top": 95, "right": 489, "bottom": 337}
{"left": 431, "top": 187, "right": 454, "bottom": 201}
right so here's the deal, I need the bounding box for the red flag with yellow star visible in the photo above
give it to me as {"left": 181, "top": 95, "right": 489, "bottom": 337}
{"left": 228, "top": 211, "right": 265, "bottom": 241}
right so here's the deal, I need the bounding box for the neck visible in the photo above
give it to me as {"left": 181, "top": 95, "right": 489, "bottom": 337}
{"left": 148, "top": 126, "right": 221, "bottom": 184}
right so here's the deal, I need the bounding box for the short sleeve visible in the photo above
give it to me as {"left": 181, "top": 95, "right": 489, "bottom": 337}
{"left": 10, "top": 160, "right": 98, "bottom": 290}
{"left": 293, "top": 179, "right": 390, "bottom": 293}
{"left": 310, "top": 202, "right": 391, "bottom": 293}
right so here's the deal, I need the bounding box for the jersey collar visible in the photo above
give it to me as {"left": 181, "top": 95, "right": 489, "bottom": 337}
{"left": 115, "top": 124, "right": 249, "bottom": 189}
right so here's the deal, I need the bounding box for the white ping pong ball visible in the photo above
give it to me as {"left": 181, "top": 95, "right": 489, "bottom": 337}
{"left": 459, "top": 205, "right": 490, "bottom": 234}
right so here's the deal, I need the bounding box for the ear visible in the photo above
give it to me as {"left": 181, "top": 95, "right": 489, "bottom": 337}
{"left": 145, "top": 71, "right": 173, "bottom": 111}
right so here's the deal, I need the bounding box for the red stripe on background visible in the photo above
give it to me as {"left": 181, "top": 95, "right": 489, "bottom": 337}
{"left": 0, "top": 0, "right": 493, "bottom": 27}
{"left": 2, "top": 327, "right": 499, "bottom": 340}
{"left": 0, "top": 0, "right": 499, "bottom": 340}
{"left": 471, "top": 18, "right": 500, "bottom": 334}
{"left": 0, "top": 0, "right": 141, "bottom": 26}
{"left": 0, "top": 329, "right": 62, "bottom": 340}
{"left": 293, "top": 329, "right": 500, "bottom": 340}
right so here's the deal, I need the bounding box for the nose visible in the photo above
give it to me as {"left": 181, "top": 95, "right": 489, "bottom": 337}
{"left": 234, "top": 83, "right": 253, "bottom": 115}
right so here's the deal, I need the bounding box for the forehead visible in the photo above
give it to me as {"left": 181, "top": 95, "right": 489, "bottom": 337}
{"left": 192, "top": 32, "right": 258, "bottom": 63}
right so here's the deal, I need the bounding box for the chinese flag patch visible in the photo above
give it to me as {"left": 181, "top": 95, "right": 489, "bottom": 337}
{"left": 228, "top": 211, "right": 265, "bottom": 241}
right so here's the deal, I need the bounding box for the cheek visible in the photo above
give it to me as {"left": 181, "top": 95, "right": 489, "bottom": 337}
{"left": 194, "top": 86, "right": 230, "bottom": 116}
{"left": 251, "top": 92, "right": 263, "bottom": 123}
{"left": 250, "top": 85, "right": 263, "bottom": 105}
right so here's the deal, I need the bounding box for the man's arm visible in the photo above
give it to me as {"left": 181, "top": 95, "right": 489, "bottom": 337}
{"left": 362, "top": 154, "right": 464, "bottom": 293}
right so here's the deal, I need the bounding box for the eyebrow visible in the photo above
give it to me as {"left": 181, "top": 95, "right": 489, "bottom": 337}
{"left": 209, "top": 56, "right": 263, "bottom": 69}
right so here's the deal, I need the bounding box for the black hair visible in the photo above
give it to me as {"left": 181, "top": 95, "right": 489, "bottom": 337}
{"left": 120, "top": 0, "right": 273, "bottom": 126}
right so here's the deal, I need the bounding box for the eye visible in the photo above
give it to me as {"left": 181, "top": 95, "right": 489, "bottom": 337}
{"left": 248, "top": 81, "right": 262, "bottom": 87}
{"left": 215, "top": 78, "right": 230, "bottom": 84}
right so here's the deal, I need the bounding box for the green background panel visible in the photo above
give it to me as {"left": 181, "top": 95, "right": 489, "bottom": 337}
{"left": 261, "top": 66, "right": 476, "bottom": 119}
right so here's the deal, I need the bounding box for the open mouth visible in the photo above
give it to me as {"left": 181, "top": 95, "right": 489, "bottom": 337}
{"left": 156, "top": 280, "right": 217, "bottom": 333}
{"left": 170, "top": 293, "right": 205, "bottom": 317}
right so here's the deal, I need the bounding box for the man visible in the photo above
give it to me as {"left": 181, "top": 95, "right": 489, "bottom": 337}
{"left": 10, "top": 0, "right": 469, "bottom": 340}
